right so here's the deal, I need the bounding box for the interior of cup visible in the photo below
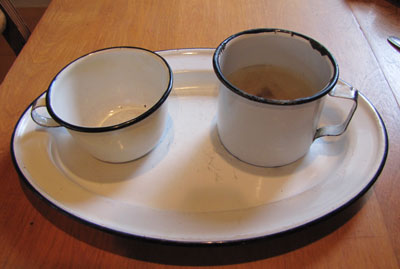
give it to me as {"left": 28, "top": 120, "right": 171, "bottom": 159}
{"left": 214, "top": 29, "right": 338, "bottom": 104}
{"left": 48, "top": 47, "right": 172, "bottom": 130}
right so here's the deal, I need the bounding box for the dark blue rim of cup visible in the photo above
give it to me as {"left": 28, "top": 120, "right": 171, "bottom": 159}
{"left": 45, "top": 46, "right": 173, "bottom": 133}
{"left": 212, "top": 28, "right": 339, "bottom": 105}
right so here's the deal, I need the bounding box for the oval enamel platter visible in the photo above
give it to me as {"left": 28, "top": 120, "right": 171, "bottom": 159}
{"left": 11, "top": 48, "right": 388, "bottom": 244}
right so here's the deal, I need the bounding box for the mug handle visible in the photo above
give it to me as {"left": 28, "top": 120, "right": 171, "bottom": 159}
{"left": 30, "top": 94, "right": 61, "bottom": 127}
{"left": 314, "top": 79, "right": 358, "bottom": 140}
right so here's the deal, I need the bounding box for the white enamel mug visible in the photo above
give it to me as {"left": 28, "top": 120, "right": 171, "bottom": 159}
{"left": 213, "top": 29, "right": 358, "bottom": 167}
{"left": 31, "top": 47, "right": 173, "bottom": 163}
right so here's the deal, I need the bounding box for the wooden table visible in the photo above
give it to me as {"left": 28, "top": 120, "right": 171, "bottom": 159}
{"left": 1, "top": 0, "right": 399, "bottom": 267}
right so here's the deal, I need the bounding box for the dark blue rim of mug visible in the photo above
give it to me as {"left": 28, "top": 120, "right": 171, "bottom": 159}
{"left": 45, "top": 46, "right": 173, "bottom": 133}
{"left": 212, "top": 28, "right": 339, "bottom": 105}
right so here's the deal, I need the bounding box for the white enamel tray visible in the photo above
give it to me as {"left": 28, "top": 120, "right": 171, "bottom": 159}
{"left": 11, "top": 49, "right": 388, "bottom": 244}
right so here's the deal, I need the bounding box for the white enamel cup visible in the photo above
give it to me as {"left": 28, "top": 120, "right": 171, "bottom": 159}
{"left": 31, "top": 47, "right": 173, "bottom": 163}
{"left": 213, "top": 29, "right": 358, "bottom": 167}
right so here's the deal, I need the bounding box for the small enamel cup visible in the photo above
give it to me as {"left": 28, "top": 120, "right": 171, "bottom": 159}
{"left": 31, "top": 47, "right": 173, "bottom": 163}
{"left": 213, "top": 29, "right": 358, "bottom": 167}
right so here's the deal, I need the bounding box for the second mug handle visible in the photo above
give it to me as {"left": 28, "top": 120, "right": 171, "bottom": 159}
{"left": 314, "top": 79, "right": 358, "bottom": 140}
{"left": 30, "top": 94, "right": 61, "bottom": 127}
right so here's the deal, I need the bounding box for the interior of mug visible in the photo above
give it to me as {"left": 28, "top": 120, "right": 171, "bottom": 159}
{"left": 48, "top": 47, "right": 171, "bottom": 130}
{"left": 215, "top": 29, "right": 337, "bottom": 104}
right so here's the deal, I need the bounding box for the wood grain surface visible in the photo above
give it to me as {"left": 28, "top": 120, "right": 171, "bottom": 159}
{"left": 0, "top": 0, "right": 399, "bottom": 267}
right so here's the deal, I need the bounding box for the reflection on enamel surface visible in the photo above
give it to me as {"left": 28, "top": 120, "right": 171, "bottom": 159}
{"left": 99, "top": 105, "right": 147, "bottom": 127}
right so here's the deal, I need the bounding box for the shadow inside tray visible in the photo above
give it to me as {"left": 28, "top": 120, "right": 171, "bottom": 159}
{"left": 20, "top": 175, "right": 370, "bottom": 266}
{"left": 46, "top": 114, "right": 174, "bottom": 184}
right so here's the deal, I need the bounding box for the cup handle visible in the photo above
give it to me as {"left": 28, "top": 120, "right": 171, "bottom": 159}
{"left": 30, "top": 94, "right": 61, "bottom": 127}
{"left": 314, "top": 79, "right": 358, "bottom": 140}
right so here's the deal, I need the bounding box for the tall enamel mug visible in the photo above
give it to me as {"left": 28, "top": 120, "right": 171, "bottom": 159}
{"left": 213, "top": 29, "right": 358, "bottom": 167}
